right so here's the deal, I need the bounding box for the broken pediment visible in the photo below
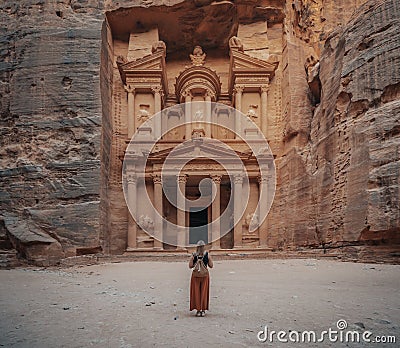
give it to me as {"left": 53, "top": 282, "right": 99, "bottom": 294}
{"left": 228, "top": 48, "right": 279, "bottom": 94}
{"left": 117, "top": 44, "right": 168, "bottom": 92}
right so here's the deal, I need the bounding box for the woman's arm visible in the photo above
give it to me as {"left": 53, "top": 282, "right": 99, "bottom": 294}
{"left": 189, "top": 254, "right": 195, "bottom": 268}
{"left": 208, "top": 253, "right": 214, "bottom": 268}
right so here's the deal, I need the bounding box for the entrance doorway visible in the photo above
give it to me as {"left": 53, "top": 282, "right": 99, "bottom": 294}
{"left": 189, "top": 207, "right": 208, "bottom": 244}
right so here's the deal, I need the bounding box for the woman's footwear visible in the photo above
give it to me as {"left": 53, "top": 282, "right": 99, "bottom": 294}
{"left": 195, "top": 310, "right": 201, "bottom": 317}
{"left": 200, "top": 310, "right": 205, "bottom": 317}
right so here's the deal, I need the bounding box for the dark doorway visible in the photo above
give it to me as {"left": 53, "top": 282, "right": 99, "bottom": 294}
{"left": 189, "top": 207, "right": 208, "bottom": 244}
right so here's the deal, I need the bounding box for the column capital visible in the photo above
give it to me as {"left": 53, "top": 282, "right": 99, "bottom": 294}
{"left": 152, "top": 174, "right": 162, "bottom": 185}
{"left": 210, "top": 174, "right": 222, "bottom": 184}
{"left": 260, "top": 84, "right": 270, "bottom": 93}
{"left": 151, "top": 85, "right": 163, "bottom": 94}
{"left": 234, "top": 85, "right": 245, "bottom": 94}
{"left": 233, "top": 173, "right": 244, "bottom": 184}
{"left": 177, "top": 174, "right": 188, "bottom": 184}
{"left": 124, "top": 84, "right": 135, "bottom": 94}
{"left": 126, "top": 173, "right": 137, "bottom": 184}
{"left": 258, "top": 173, "right": 271, "bottom": 184}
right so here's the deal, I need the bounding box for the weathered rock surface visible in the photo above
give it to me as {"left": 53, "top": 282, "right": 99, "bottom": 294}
{"left": 267, "top": 0, "right": 400, "bottom": 251}
{"left": 1, "top": 214, "right": 64, "bottom": 265}
{"left": 0, "top": 0, "right": 102, "bottom": 262}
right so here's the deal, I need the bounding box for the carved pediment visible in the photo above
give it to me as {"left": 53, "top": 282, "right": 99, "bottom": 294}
{"left": 228, "top": 49, "right": 279, "bottom": 94}
{"left": 148, "top": 139, "right": 252, "bottom": 162}
{"left": 117, "top": 48, "right": 168, "bottom": 92}
{"left": 231, "top": 51, "right": 279, "bottom": 70}
{"left": 118, "top": 51, "right": 164, "bottom": 71}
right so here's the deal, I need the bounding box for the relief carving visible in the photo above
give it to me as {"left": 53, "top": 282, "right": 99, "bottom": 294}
{"left": 167, "top": 109, "right": 183, "bottom": 119}
{"left": 246, "top": 104, "right": 259, "bottom": 120}
{"left": 138, "top": 215, "right": 154, "bottom": 231}
{"left": 229, "top": 36, "right": 244, "bottom": 52}
{"left": 191, "top": 128, "right": 205, "bottom": 138}
{"left": 244, "top": 212, "right": 259, "bottom": 232}
{"left": 151, "top": 40, "right": 166, "bottom": 54}
{"left": 166, "top": 128, "right": 182, "bottom": 140}
{"left": 220, "top": 128, "right": 229, "bottom": 139}
{"left": 137, "top": 104, "right": 151, "bottom": 122}
{"left": 194, "top": 108, "right": 204, "bottom": 121}
{"left": 190, "top": 45, "right": 206, "bottom": 66}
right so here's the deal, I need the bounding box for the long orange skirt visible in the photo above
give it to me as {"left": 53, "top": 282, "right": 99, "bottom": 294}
{"left": 190, "top": 273, "right": 210, "bottom": 311}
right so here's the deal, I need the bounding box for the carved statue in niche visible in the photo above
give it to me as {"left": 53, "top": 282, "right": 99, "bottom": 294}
{"left": 138, "top": 215, "right": 154, "bottom": 231}
{"left": 152, "top": 40, "right": 166, "bottom": 54}
{"left": 194, "top": 108, "right": 204, "bottom": 121}
{"left": 244, "top": 212, "right": 259, "bottom": 232}
{"left": 246, "top": 104, "right": 259, "bottom": 120}
{"left": 137, "top": 104, "right": 150, "bottom": 122}
{"left": 229, "top": 36, "right": 244, "bottom": 52}
{"left": 190, "top": 45, "right": 206, "bottom": 66}
{"left": 220, "top": 127, "right": 228, "bottom": 139}
{"left": 169, "top": 128, "right": 180, "bottom": 140}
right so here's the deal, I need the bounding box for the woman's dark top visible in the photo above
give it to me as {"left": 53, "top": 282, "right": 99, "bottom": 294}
{"left": 193, "top": 252, "right": 209, "bottom": 267}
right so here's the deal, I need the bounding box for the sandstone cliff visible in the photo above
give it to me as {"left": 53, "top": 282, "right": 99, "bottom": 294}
{"left": 0, "top": 0, "right": 104, "bottom": 264}
{"left": 268, "top": 0, "right": 400, "bottom": 259}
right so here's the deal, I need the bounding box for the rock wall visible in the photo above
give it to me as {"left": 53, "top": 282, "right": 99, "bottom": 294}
{"left": 0, "top": 1, "right": 104, "bottom": 264}
{"left": 267, "top": 0, "right": 400, "bottom": 254}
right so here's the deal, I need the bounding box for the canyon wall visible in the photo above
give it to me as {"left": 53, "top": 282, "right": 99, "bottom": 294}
{"left": 0, "top": 1, "right": 104, "bottom": 264}
{"left": 268, "top": 0, "right": 400, "bottom": 258}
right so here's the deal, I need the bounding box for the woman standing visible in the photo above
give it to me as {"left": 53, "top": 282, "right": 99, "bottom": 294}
{"left": 189, "top": 240, "right": 214, "bottom": 317}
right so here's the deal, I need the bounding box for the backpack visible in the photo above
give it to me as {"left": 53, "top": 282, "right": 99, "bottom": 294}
{"left": 193, "top": 253, "right": 209, "bottom": 278}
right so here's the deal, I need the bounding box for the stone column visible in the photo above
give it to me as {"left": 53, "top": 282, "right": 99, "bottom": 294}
{"left": 124, "top": 84, "right": 135, "bottom": 138}
{"left": 177, "top": 174, "right": 187, "bottom": 249}
{"left": 152, "top": 85, "right": 162, "bottom": 140}
{"left": 205, "top": 91, "right": 212, "bottom": 138}
{"left": 258, "top": 173, "right": 268, "bottom": 247}
{"left": 211, "top": 174, "right": 222, "bottom": 249}
{"left": 260, "top": 84, "right": 269, "bottom": 137}
{"left": 126, "top": 173, "right": 137, "bottom": 250}
{"left": 184, "top": 91, "right": 192, "bottom": 140}
{"left": 234, "top": 85, "right": 244, "bottom": 138}
{"left": 152, "top": 174, "right": 163, "bottom": 250}
{"left": 233, "top": 174, "right": 243, "bottom": 247}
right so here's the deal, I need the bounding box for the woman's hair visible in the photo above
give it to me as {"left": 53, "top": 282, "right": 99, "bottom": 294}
{"left": 196, "top": 240, "right": 205, "bottom": 255}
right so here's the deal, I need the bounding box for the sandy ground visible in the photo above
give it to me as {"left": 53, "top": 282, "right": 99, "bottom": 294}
{"left": 0, "top": 258, "right": 399, "bottom": 348}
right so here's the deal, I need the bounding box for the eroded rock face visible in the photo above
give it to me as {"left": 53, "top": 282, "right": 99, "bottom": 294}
{"left": 267, "top": 0, "right": 400, "bottom": 253}
{"left": 0, "top": 1, "right": 103, "bottom": 262}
